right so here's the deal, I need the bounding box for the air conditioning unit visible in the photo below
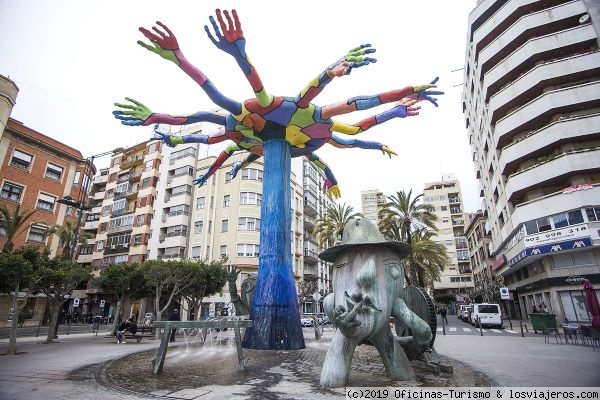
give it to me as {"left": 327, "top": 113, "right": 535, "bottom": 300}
{"left": 123, "top": 243, "right": 129, "bottom": 248}
{"left": 111, "top": 245, "right": 116, "bottom": 249}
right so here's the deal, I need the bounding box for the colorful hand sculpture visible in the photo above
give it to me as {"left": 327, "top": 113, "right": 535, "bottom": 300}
{"left": 113, "top": 9, "right": 443, "bottom": 200}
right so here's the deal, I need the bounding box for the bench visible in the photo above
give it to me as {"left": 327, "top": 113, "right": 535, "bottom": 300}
{"left": 151, "top": 316, "right": 252, "bottom": 374}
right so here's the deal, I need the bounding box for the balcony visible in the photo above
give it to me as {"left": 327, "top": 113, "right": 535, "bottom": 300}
{"left": 114, "top": 187, "right": 139, "bottom": 200}
{"left": 304, "top": 199, "right": 317, "bottom": 216}
{"left": 505, "top": 148, "right": 600, "bottom": 202}
{"left": 448, "top": 197, "right": 461, "bottom": 204}
{"left": 303, "top": 264, "right": 318, "bottom": 277}
{"left": 483, "top": 24, "right": 597, "bottom": 102}
{"left": 104, "top": 243, "right": 130, "bottom": 255}
{"left": 304, "top": 249, "right": 319, "bottom": 263}
{"left": 304, "top": 214, "right": 317, "bottom": 230}
{"left": 452, "top": 219, "right": 465, "bottom": 226}
{"left": 500, "top": 113, "right": 600, "bottom": 175}
{"left": 304, "top": 232, "right": 318, "bottom": 245}
{"left": 495, "top": 81, "right": 600, "bottom": 149}
{"left": 117, "top": 170, "right": 142, "bottom": 183}
{"left": 455, "top": 237, "right": 468, "bottom": 250}
{"left": 120, "top": 155, "right": 144, "bottom": 169}
{"left": 477, "top": 1, "right": 587, "bottom": 78}
{"left": 450, "top": 207, "right": 462, "bottom": 215}
{"left": 158, "top": 253, "right": 185, "bottom": 260}
{"left": 110, "top": 206, "right": 135, "bottom": 217}
{"left": 488, "top": 52, "right": 600, "bottom": 124}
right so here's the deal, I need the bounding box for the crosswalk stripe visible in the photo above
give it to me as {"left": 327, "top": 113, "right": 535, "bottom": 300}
{"left": 505, "top": 329, "right": 518, "bottom": 334}
{"left": 436, "top": 328, "right": 443, "bottom": 332}
{"left": 490, "top": 329, "right": 502, "bottom": 333}
{"left": 462, "top": 328, "right": 471, "bottom": 332}
{"left": 449, "top": 327, "right": 456, "bottom": 332}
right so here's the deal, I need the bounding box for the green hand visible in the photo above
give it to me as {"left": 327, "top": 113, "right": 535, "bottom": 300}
{"left": 113, "top": 97, "right": 152, "bottom": 123}
{"left": 137, "top": 40, "right": 180, "bottom": 65}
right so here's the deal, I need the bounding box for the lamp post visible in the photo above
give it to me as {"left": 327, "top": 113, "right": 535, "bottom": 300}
{"left": 53, "top": 149, "right": 117, "bottom": 338}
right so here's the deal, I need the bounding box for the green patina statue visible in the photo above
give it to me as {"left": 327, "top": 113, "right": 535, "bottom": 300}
{"left": 227, "top": 266, "right": 256, "bottom": 316}
{"left": 319, "top": 218, "right": 433, "bottom": 388}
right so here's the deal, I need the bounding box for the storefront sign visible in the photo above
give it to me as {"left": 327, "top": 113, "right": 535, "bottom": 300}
{"left": 565, "top": 275, "right": 586, "bottom": 285}
{"left": 524, "top": 224, "right": 589, "bottom": 247}
{"left": 492, "top": 254, "right": 507, "bottom": 271}
{"left": 507, "top": 237, "right": 593, "bottom": 268}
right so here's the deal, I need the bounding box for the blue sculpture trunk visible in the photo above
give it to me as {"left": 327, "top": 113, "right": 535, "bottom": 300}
{"left": 242, "top": 139, "right": 305, "bottom": 350}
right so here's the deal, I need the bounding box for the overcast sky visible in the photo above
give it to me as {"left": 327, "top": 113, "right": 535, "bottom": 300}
{"left": 0, "top": 0, "right": 479, "bottom": 212}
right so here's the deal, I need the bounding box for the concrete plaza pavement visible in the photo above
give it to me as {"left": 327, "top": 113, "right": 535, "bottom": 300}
{"left": 0, "top": 326, "right": 598, "bottom": 400}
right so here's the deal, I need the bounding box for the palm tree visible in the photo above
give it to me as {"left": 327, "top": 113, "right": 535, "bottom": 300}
{"left": 0, "top": 204, "right": 38, "bottom": 252}
{"left": 409, "top": 229, "right": 450, "bottom": 288}
{"left": 378, "top": 190, "right": 437, "bottom": 287}
{"left": 46, "top": 220, "right": 93, "bottom": 260}
{"left": 313, "top": 203, "right": 362, "bottom": 247}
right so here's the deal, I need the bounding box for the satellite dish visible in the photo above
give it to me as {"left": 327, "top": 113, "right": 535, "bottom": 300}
{"left": 579, "top": 14, "right": 590, "bottom": 24}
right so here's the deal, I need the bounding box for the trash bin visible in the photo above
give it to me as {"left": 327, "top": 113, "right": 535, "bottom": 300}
{"left": 529, "top": 313, "right": 557, "bottom": 334}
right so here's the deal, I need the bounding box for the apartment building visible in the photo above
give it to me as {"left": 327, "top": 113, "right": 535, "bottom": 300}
{"left": 302, "top": 157, "right": 336, "bottom": 313}
{"left": 0, "top": 117, "right": 93, "bottom": 326}
{"left": 423, "top": 175, "right": 473, "bottom": 304}
{"left": 78, "top": 140, "right": 162, "bottom": 318}
{"left": 464, "top": 0, "right": 600, "bottom": 322}
{"left": 360, "top": 189, "right": 385, "bottom": 225}
{"left": 0, "top": 74, "right": 18, "bottom": 140}
{"left": 465, "top": 210, "right": 499, "bottom": 303}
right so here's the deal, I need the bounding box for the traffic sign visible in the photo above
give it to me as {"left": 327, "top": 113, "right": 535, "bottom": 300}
{"left": 99, "top": 299, "right": 105, "bottom": 308}
{"left": 73, "top": 299, "right": 80, "bottom": 307}
{"left": 500, "top": 287, "right": 510, "bottom": 300}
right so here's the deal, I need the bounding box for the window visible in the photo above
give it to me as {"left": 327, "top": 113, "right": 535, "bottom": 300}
{"left": 96, "top": 240, "right": 104, "bottom": 251}
{"left": 45, "top": 163, "right": 63, "bottom": 181}
{"left": 223, "top": 195, "right": 230, "bottom": 207}
{"left": 196, "top": 197, "right": 205, "bottom": 209}
{"left": 552, "top": 251, "right": 595, "bottom": 269}
{"left": 112, "top": 199, "right": 126, "bottom": 212}
{"left": 36, "top": 193, "right": 56, "bottom": 212}
{"left": 219, "top": 245, "right": 227, "bottom": 258}
{"left": 1, "top": 182, "right": 24, "bottom": 202}
{"left": 586, "top": 207, "right": 600, "bottom": 221}
{"left": 221, "top": 219, "right": 228, "bottom": 232}
{"left": 147, "top": 142, "right": 159, "bottom": 154}
{"left": 10, "top": 150, "right": 33, "bottom": 170}
{"left": 191, "top": 246, "right": 202, "bottom": 259}
{"left": 27, "top": 225, "right": 47, "bottom": 243}
{"left": 135, "top": 214, "right": 145, "bottom": 226}
{"left": 240, "top": 192, "right": 261, "bottom": 205}
{"left": 144, "top": 160, "right": 154, "bottom": 171}
{"left": 133, "top": 234, "right": 142, "bottom": 246}
{"left": 567, "top": 210, "right": 584, "bottom": 225}
{"left": 239, "top": 217, "right": 260, "bottom": 231}
{"left": 73, "top": 171, "right": 81, "bottom": 185}
{"left": 237, "top": 243, "right": 260, "bottom": 257}
{"left": 225, "top": 172, "right": 232, "bottom": 183}
{"left": 441, "top": 206, "right": 448, "bottom": 211}
{"left": 194, "top": 220, "right": 204, "bottom": 234}
{"left": 242, "top": 168, "right": 263, "bottom": 181}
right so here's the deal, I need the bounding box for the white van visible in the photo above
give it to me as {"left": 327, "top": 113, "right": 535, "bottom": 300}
{"left": 471, "top": 303, "right": 502, "bottom": 328}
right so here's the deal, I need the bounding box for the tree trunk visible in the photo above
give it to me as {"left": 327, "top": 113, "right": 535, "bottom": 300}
{"left": 154, "top": 295, "right": 161, "bottom": 340}
{"left": 7, "top": 283, "right": 19, "bottom": 355}
{"left": 45, "top": 300, "right": 60, "bottom": 344}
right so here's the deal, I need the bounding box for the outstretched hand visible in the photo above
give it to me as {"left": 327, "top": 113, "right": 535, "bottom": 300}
{"left": 328, "top": 44, "right": 377, "bottom": 77}
{"left": 137, "top": 21, "right": 181, "bottom": 65}
{"left": 390, "top": 99, "right": 421, "bottom": 119}
{"left": 205, "top": 9, "right": 247, "bottom": 61}
{"left": 193, "top": 173, "right": 210, "bottom": 187}
{"left": 227, "top": 266, "right": 241, "bottom": 283}
{"left": 113, "top": 97, "right": 153, "bottom": 126}
{"left": 323, "top": 179, "right": 341, "bottom": 199}
{"left": 231, "top": 161, "right": 243, "bottom": 179}
{"left": 381, "top": 145, "right": 397, "bottom": 158}
{"left": 153, "top": 124, "right": 177, "bottom": 147}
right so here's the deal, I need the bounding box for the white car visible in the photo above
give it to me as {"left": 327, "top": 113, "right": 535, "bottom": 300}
{"left": 300, "top": 316, "right": 314, "bottom": 327}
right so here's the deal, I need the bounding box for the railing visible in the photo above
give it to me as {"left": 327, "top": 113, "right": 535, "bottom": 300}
{"left": 448, "top": 197, "right": 461, "bottom": 204}
{"left": 121, "top": 155, "right": 144, "bottom": 169}
{"left": 304, "top": 249, "right": 319, "bottom": 261}
{"left": 111, "top": 206, "right": 135, "bottom": 217}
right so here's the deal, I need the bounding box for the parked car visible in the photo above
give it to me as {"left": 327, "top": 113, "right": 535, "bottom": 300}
{"left": 300, "top": 315, "right": 314, "bottom": 327}
{"left": 457, "top": 305, "right": 467, "bottom": 319}
{"left": 471, "top": 303, "right": 502, "bottom": 328}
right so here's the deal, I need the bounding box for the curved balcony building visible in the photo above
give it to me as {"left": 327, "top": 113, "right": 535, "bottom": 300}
{"left": 464, "top": 0, "right": 600, "bottom": 324}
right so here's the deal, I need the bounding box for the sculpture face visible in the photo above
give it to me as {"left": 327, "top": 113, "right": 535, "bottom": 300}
{"left": 331, "top": 246, "right": 404, "bottom": 340}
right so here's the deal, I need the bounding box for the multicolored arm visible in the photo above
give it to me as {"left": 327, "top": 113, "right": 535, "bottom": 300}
{"left": 137, "top": 21, "right": 242, "bottom": 115}
{"left": 153, "top": 124, "right": 230, "bottom": 148}
{"left": 329, "top": 98, "right": 421, "bottom": 136}
{"left": 321, "top": 77, "right": 442, "bottom": 119}
{"left": 327, "top": 135, "right": 397, "bottom": 158}
{"left": 205, "top": 9, "right": 273, "bottom": 108}
{"left": 113, "top": 97, "right": 226, "bottom": 127}
{"left": 304, "top": 153, "right": 341, "bottom": 199}
{"left": 295, "top": 45, "right": 377, "bottom": 108}
{"left": 193, "top": 143, "right": 243, "bottom": 187}
{"left": 231, "top": 153, "right": 262, "bottom": 179}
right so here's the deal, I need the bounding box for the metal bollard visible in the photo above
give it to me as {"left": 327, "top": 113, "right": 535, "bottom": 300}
{"left": 520, "top": 320, "right": 524, "bottom": 337}
{"left": 478, "top": 316, "right": 483, "bottom": 336}
{"left": 509, "top": 317, "right": 513, "bottom": 331}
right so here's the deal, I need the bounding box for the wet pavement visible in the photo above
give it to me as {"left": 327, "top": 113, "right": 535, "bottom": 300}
{"left": 99, "top": 330, "right": 491, "bottom": 399}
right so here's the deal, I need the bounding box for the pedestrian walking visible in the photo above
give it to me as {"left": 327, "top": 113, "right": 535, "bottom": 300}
{"left": 440, "top": 307, "right": 448, "bottom": 324}
{"left": 168, "top": 308, "right": 180, "bottom": 342}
